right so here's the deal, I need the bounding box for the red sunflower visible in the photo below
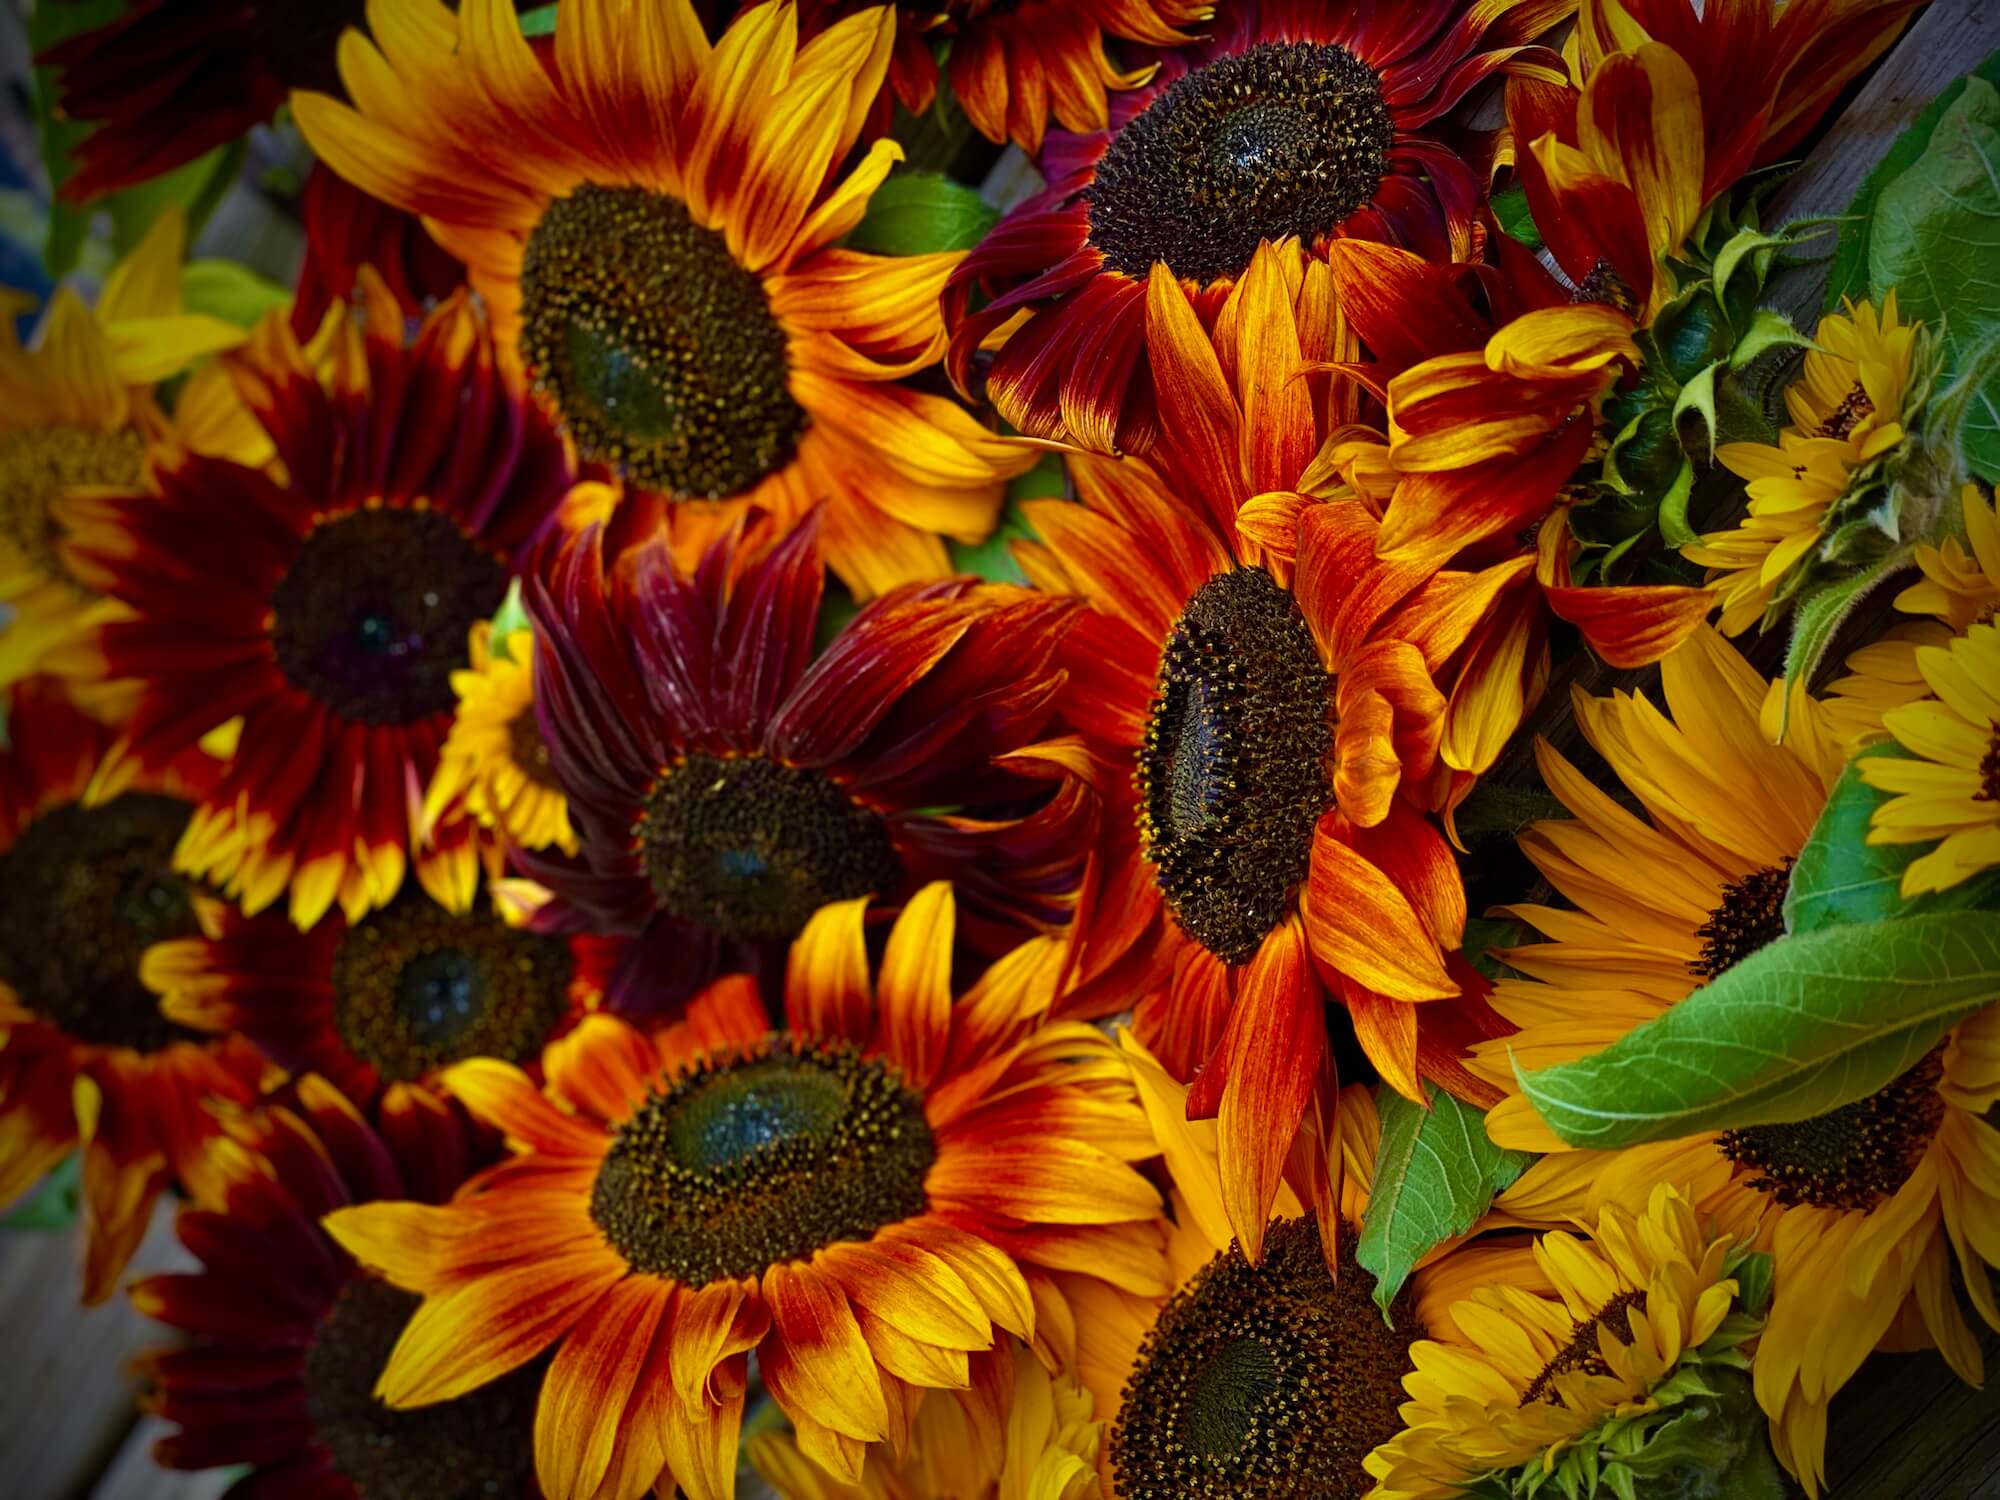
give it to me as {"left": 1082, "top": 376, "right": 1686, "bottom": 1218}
{"left": 0, "top": 678, "right": 266, "bottom": 1303}
{"left": 128, "top": 1076, "right": 524, "bottom": 1497}
{"left": 942, "top": 0, "right": 1572, "bottom": 455}
{"left": 292, "top": 164, "right": 468, "bottom": 340}
{"left": 797, "top": 0, "right": 1215, "bottom": 154}
{"left": 518, "top": 516, "right": 1092, "bottom": 1019}
{"left": 142, "top": 879, "right": 602, "bottom": 1119}
{"left": 63, "top": 275, "right": 575, "bottom": 930}
{"left": 1019, "top": 251, "right": 1516, "bottom": 1258}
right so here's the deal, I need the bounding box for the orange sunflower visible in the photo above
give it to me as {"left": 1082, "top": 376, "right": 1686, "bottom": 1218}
{"left": 295, "top": 0, "right": 1036, "bottom": 599}
{"left": 0, "top": 678, "right": 266, "bottom": 1303}
{"left": 942, "top": 0, "right": 1572, "bottom": 454}
{"left": 62, "top": 276, "right": 575, "bottom": 930}
{"left": 130, "top": 1076, "right": 517, "bottom": 1496}
{"left": 798, "top": 0, "right": 1214, "bottom": 154}
{"left": 321, "top": 884, "right": 1168, "bottom": 1498}
{"left": 1019, "top": 249, "right": 1519, "bottom": 1257}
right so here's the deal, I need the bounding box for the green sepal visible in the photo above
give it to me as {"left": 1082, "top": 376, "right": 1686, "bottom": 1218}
{"left": 1657, "top": 457, "right": 1699, "bottom": 547}
{"left": 487, "top": 578, "right": 533, "bottom": 644}
{"left": 1671, "top": 361, "right": 1721, "bottom": 461}
{"left": 1728, "top": 307, "right": 1815, "bottom": 370}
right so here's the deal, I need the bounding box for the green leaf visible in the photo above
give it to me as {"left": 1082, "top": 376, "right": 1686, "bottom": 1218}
{"left": 488, "top": 578, "right": 532, "bottom": 643}
{"left": 845, "top": 169, "right": 999, "bottom": 255}
{"left": 1671, "top": 362, "right": 1720, "bottom": 460}
{"left": 181, "top": 258, "right": 290, "bottom": 328}
{"left": 1727, "top": 307, "right": 1813, "bottom": 370}
{"left": 1518, "top": 912, "right": 2000, "bottom": 1150}
{"left": 1786, "top": 747, "right": 2000, "bottom": 932}
{"left": 1656, "top": 457, "right": 1698, "bottom": 548}
{"left": 1868, "top": 76, "right": 2000, "bottom": 480}
{"left": 519, "top": 3, "right": 559, "bottom": 35}
{"left": 950, "top": 455, "right": 1060, "bottom": 584}
{"left": 1780, "top": 549, "right": 1905, "bottom": 711}
{"left": 1492, "top": 182, "right": 1544, "bottom": 251}
{"left": 0, "top": 1153, "right": 80, "bottom": 1230}
{"left": 1827, "top": 51, "right": 2000, "bottom": 311}
{"left": 1356, "top": 1084, "right": 1531, "bottom": 1317}
{"left": 27, "top": 0, "right": 127, "bottom": 277}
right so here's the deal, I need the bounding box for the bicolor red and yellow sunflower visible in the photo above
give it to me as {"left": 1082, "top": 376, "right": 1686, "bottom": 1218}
{"left": 1017, "top": 250, "right": 1518, "bottom": 1255}
{"left": 1, "top": 206, "right": 251, "bottom": 713}
{"left": 140, "top": 877, "right": 601, "bottom": 1120}
{"left": 320, "top": 885, "right": 1169, "bottom": 1499}
{"left": 1511, "top": 0, "right": 1921, "bottom": 322}
{"left": 797, "top": 0, "right": 1214, "bottom": 154}
{"left": 1469, "top": 627, "right": 2000, "bottom": 1495}
{"left": 129, "top": 1075, "right": 522, "bottom": 1497}
{"left": 517, "top": 515, "right": 1090, "bottom": 1019}
{"left": 942, "top": 0, "right": 1573, "bottom": 454}
{"left": 295, "top": 0, "right": 1036, "bottom": 598}
{"left": 63, "top": 275, "right": 575, "bottom": 930}
{"left": 0, "top": 678, "right": 266, "bottom": 1303}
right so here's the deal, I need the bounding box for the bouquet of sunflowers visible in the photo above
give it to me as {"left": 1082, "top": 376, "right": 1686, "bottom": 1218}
{"left": 4, "top": 0, "right": 1999, "bottom": 1496}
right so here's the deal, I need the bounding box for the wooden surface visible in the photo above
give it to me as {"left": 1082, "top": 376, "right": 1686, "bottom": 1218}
{"left": 2, "top": 4, "right": 1999, "bottom": 1499}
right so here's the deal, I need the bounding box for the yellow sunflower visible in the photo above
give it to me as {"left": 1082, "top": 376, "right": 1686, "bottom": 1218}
{"left": 1365, "top": 1184, "right": 1772, "bottom": 1500}
{"left": 1685, "top": 294, "right": 1920, "bottom": 634}
{"left": 0, "top": 206, "right": 248, "bottom": 711}
{"left": 748, "top": 1340, "right": 1101, "bottom": 1500}
{"left": 421, "top": 618, "right": 576, "bottom": 858}
{"left": 1464, "top": 626, "right": 2000, "bottom": 1495}
{"left": 294, "top": 0, "right": 1036, "bottom": 599}
{"left": 1858, "top": 620, "right": 2000, "bottom": 896}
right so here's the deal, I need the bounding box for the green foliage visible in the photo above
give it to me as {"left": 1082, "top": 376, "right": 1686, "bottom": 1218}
{"left": 181, "top": 258, "right": 291, "bottom": 328}
{"left": 951, "top": 454, "right": 1062, "bottom": 585}
{"left": 1356, "top": 1084, "right": 1531, "bottom": 1317}
{"left": 0, "top": 1154, "right": 79, "bottom": 1230}
{"left": 1518, "top": 912, "right": 2000, "bottom": 1150}
{"left": 1869, "top": 75, "right": 2000, "bottom": 480}
{"left": 845, "top": 169, "right": 1000, "bottom": 256}
{"left": 518, "top": 3, "right": 559, "bottom": 35}
{"left": 1492, "top": 183, "right": 1544, "bottom": 251}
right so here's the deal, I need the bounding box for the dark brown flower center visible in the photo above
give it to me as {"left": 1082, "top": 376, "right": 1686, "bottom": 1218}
{"left": 270, "top": 507, "right": 507, "bottom": 726}
{"left": 1719, "top": 1048, "right": 1947, "bottom": 1211}
{"left": 0, "top": 794, "right": 203, "bottom": 1053}
{"left": 1977, "top": 729, "right": 2000, "bottom": 802}
{"left": 1111, "top": 1218, "right": 1417, "bottom": 1498}
{"left": 1086, "top": 42, "right": 1394, "bottom": 285}
{"left": 636, "top": 752, "right": 901, "bottom": 945}
{"left": 507, "top": 704, "right": 565, "bottom": 793}
{"left": 1138, "top": 567, "right": 1331, "bottom": 965}
{"left": 590, "top": 1037, "right": 935, "bottom": 1287}
{"left": 1689, "top": 860, "right": 1792, "bottom": 981}
{"left": 305, "top": 1277, "right": 542, "bottom": 1499}
{"left": 0, "top": 423, "right": 144, "bottom": 592}
{"left": 330, "top": 893, "right": 573, "bottom": 1085}
{"left": 1818, "top": 381, "right": 1876, "bottom": 441}
{"left": 519, "top": 183, "right": 806, "bottom": 499}
{"left": 1520, "top": 1289, "right": 1644, "bottom": 1405}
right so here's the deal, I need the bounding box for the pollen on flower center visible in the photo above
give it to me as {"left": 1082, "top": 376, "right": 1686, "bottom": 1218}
{"left": 1085, "top": 42, "right": 1394, "bottom": 285}
{"left": 0, "top": 423, "right": 144, "bottom": 590}
{"left": 305, "top": 1277, "right": 543, "bottom": 1500}
{"left": 1720, "top": 1048, "right": 1947, "bottom": 1211}
{"left": 1111, "top": 1218, "right": 1417, "bottom": 1498}
{"left": 589, "top": 1037, "right": 936, "bottom": 1287}
{"left": 519, "top": 183, "right": 807, "bottom": 499}
{"left": 1689, "top": 860, "right": 1793, "bottom": 981}
{"left": 1818, "top": 380, "right": 1877, "bottom": 440}
{"left": 636, "top": 752, "right": 903, "bottom": 945}
{"left": 0, "top": 794, "right": 204, "bottom": 1053}
{"left": 1137, "top": 568, "right": 1332, "bottom": 965}
{"left": 1520, "top": 1289, "right": 1643, "bottom": 1405}
{"left": 329, "top": 895, "right": 573, "bottom": 1084}
{"left": 269, "top": 508, "right": 507, "bottom": 726}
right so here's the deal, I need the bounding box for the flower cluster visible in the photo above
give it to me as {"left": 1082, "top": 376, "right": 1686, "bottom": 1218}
{"left": 3, "top": 2, "right": 1996, "bottom": 1499}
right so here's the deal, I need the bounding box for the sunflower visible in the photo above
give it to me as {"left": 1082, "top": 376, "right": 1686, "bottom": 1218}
{"left": 1, "top": 206, "right": 249, "bottom": 710}
{"left": 141, "top": 875, "right": 599, "bottom": 1120}
{"left": 422, "top": 619, "right": 577, "bottom": 860}
{"left": 1020, "top": 248, "right": 1531, "bottom": 1254}
{"left": 1686, "top": 295, "right": 1921, "bottom": 634}
{"left": 61, "top": 275, "right": 575, "bottom": 930}
{"left": 1364, "top": 1184, "right": 1772, "bottom": 1500}
{"left": 128, "top": 1075, "right": 534, "bottom": 1497}
{"left": 1858, "top": 621, "right": 2000, "bottom": 896}
{"left": 293, "top": 162, "right": 468, "bottom": 339}
{"left": 1511, "top": 0, "right": 1920, "bottom": 322}
{"left": 517, "top": 515, "right": 1088, "bottom": 1019}
{"left": 295, "top": 0, "right": 1035, "bottom": 599}
{"left": 1062, "top": 1030, "right": 1505, "bottom": 1499}
{"left": 798, "top": 0, "right": 1214, "bottom": 155}
{"left": 1461, "top": 627, "right": 2000, "bottom": 1495}
{"left": 0, "top": 678, "right": 266, "bottom": 1303}
{"left": 941, "top": 0, "right": 1572, "bottom": 455}
{"left": 319, "top": 885, "right": 1168, "bottom": 1499}
{"left": 749, "top": 1340, "right": 1101, "bottom": 1500}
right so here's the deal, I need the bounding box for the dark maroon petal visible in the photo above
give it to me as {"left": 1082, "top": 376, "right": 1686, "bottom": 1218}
{"left": 710, "top": 514, "right": 825, "bottom": 743}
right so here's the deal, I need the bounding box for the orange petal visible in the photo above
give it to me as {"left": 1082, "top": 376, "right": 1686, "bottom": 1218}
{"left": 1303, "top": 814, "right": 1458, "bottom": 1001}
{"left": 784, "top": 894, "right": 874, "bottom": 1043}
{"left": 873, "top": 881, "right": 953, "bottom": 1090}
{"left": 817, "top": 1237, "right": 992, "bottom": 1351}
{"left": 534, "top": 1276, "right": 672, "bottom": 1500}
{"left": 1345, "top": 987, "right": 1425, "bottom": 1105}
{"left": 441, "top": 1059, "right": 605, "bottom": 1159}
{"left": 759, "top": 1260, "right": 889, "bottom": 1442}
{"left": 542, "top": 1015, "right": 660, "bottom": 1128}
{"left": 667, "top": 1281, "right": 770, "bottom": 1411}
{"left": 662, "top": 1360, "right": 747, "bottom": 1500}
